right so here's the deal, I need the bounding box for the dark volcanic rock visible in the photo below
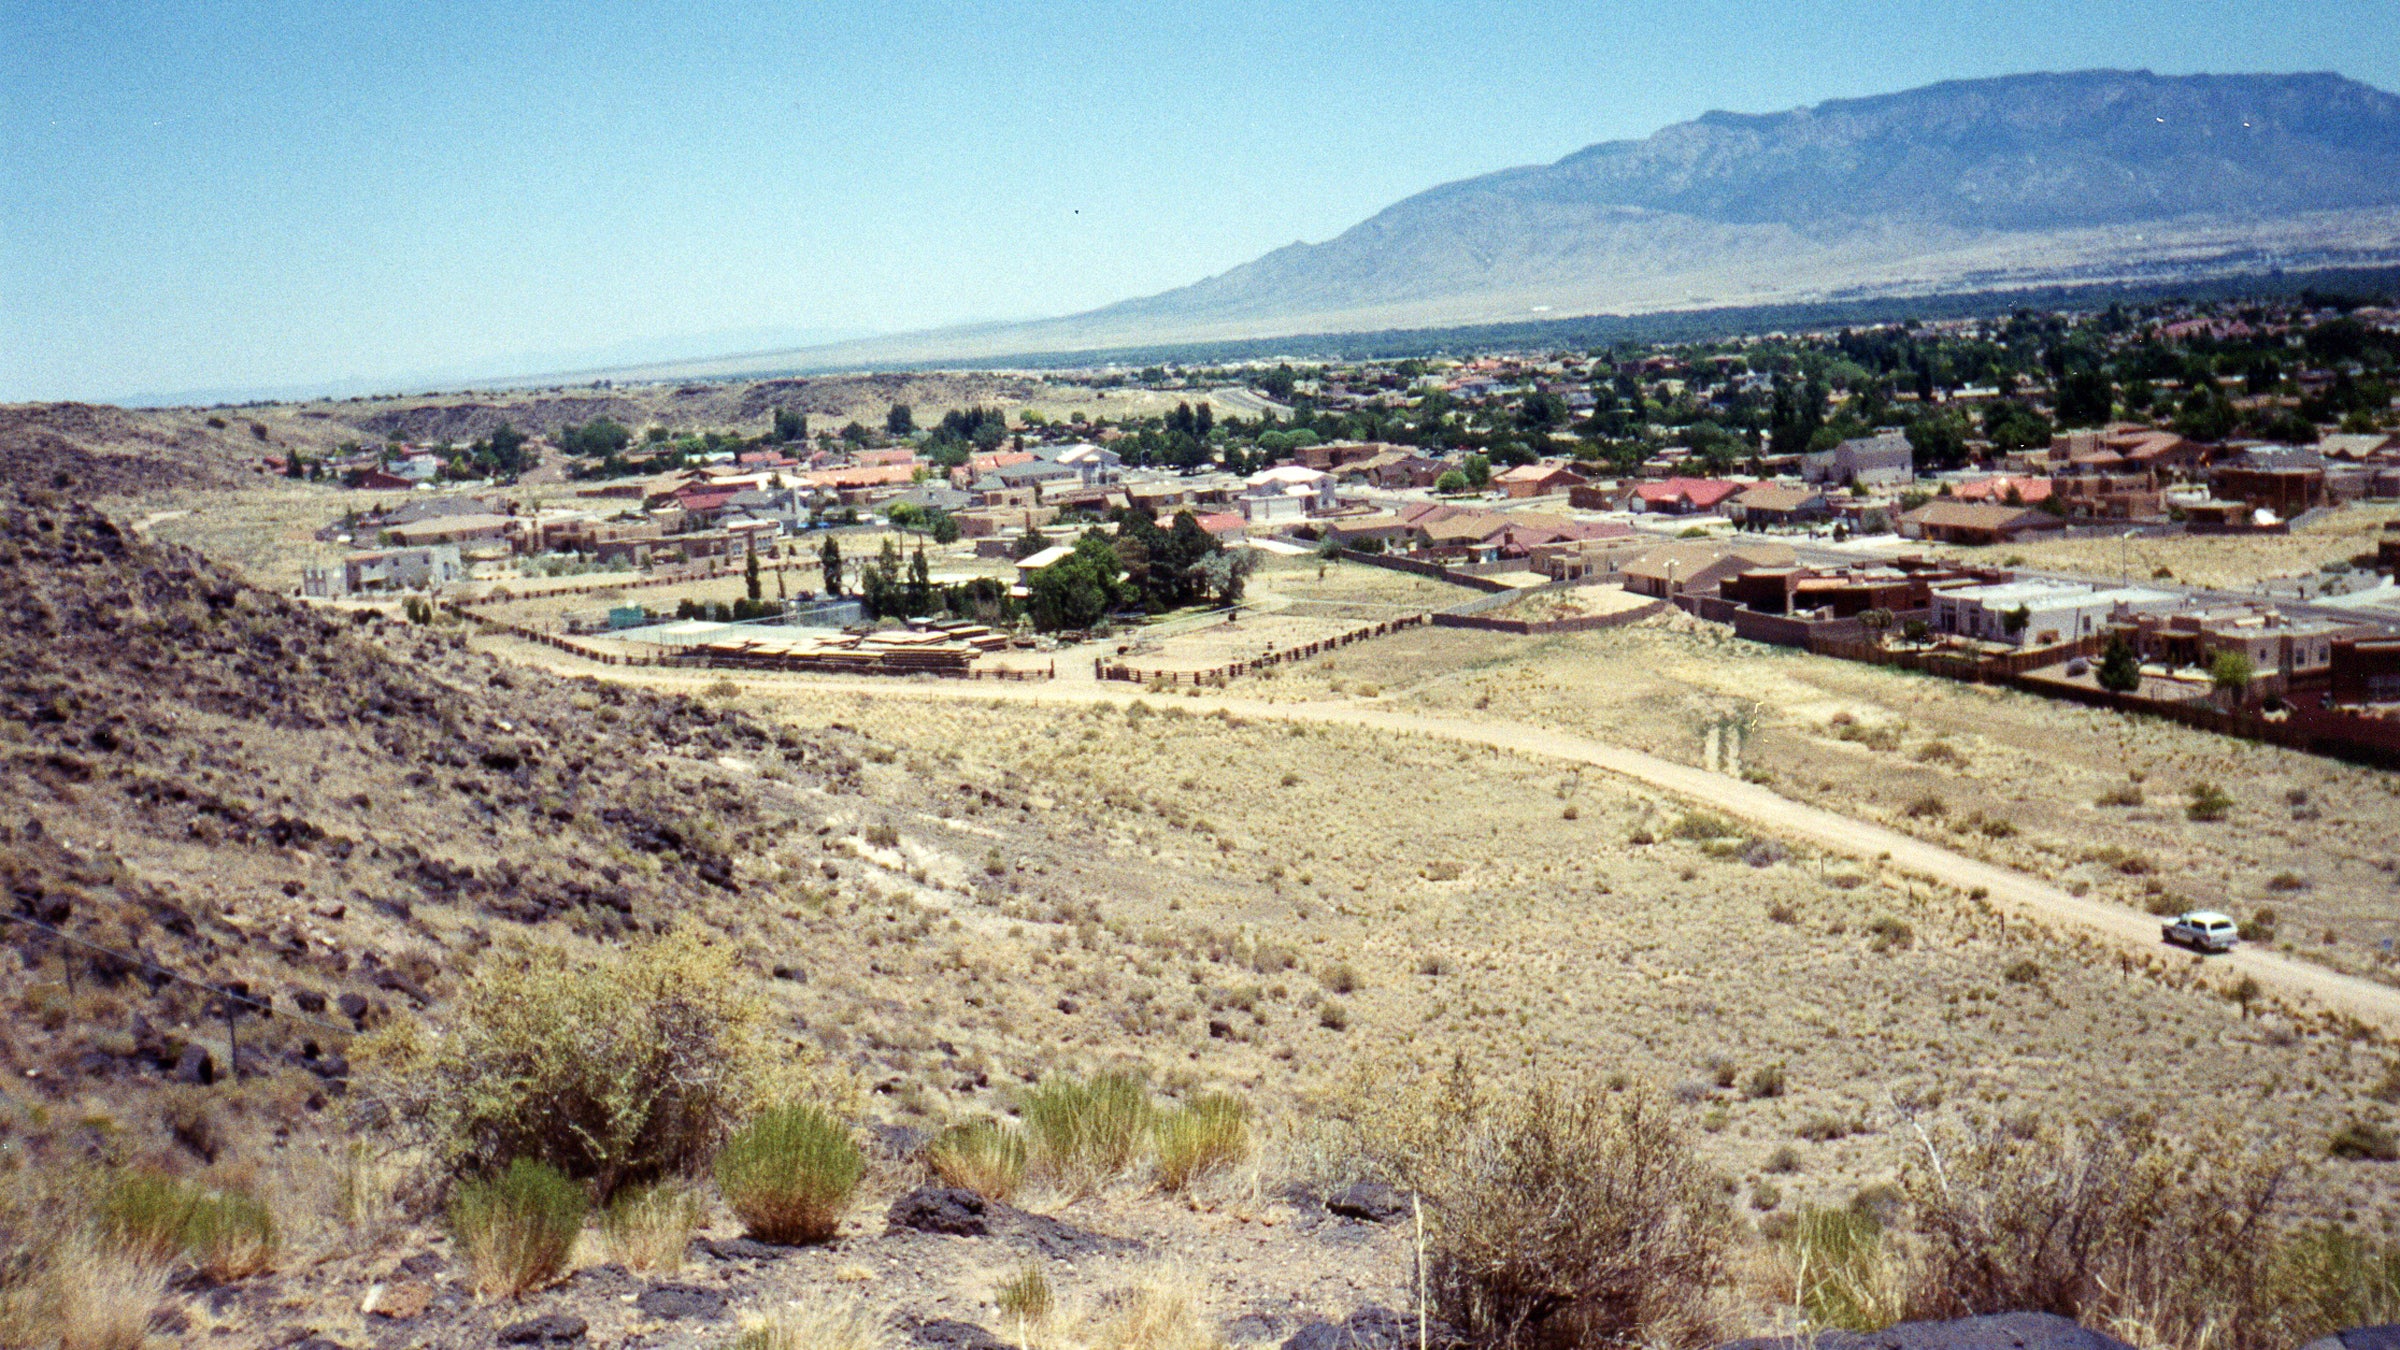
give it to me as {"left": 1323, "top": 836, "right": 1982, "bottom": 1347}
{"left": 1325, "top": 1182, "right": 1409, "bottom": 1224}
{"left": 698, "top": 1236, "right": 795, "bottom": 1262}
{"left": 908, "top": 1318, "right": 1011, "bottom": 1350}
{"left": 2302, "top": 1329, "right": 2400, "bottom": 1350}
{"left": 888, "top": 1185, "right": 991, "bottom": 1237}
{"left": 635, "top": 1283, "right": 728, "bottom": 1321}
{"left": 1719, "top": 1311, "right": 2138, "bottom": 1350}
{"left": 496, "top": 1312, "right": 588, "bottom": 1345}
{"left": 1282, "top": 1306, "right": 1455, "bottom": 1350}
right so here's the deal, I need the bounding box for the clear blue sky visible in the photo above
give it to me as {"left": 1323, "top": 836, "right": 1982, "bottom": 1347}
{"left": 3, "top": 0, "right": 2393, "bottom": 403}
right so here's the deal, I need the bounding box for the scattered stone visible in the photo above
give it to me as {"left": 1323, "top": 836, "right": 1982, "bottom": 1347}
{"left": 397, "top": 1252, "right": 443, "bottom": 1278}
{"left": 908, "top": 1318, "right": 1011, "bottom": 1350}
{"left": 1226, "top": 1313, "right": 1294, "bottom": 1344}
{"left": 1719, "top": 1312, "right": 2138, "bottom": 1350}
{"left": 699, "top": 1236, "right": 794, "bottom": 1262}
{"left": 1056, "top": 997, "right": 1079, "bottom": 1014}
{"left": 2302, "top": 1329, "right": 2400, "bottom": 1350}
{"left": 172, "top": 1044, "right": 215, "bottom": 1086}
{"left": 497, "top": 1312, "right": 588, "bottom": 1345}
{"left": 1282, "top": 1306, "right": 1449, "bottom": 1350}
{"left": 361, "top": 1281, "right": 432, "bottom": 1320}
{"left": 888, "top": 1185, "right": 990, "bottom": 1237}
{"left": 1325, "top": 1182, "right": 1409, "bottom": 1224}
{"left": 868, "top": 1123, "right": 930, "bottom": 1160}
{"left": 635, "top": 1282, "right": 728, "bottom": 1321}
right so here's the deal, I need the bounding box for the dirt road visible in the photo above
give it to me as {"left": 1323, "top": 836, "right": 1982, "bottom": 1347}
{"left": 500, "top": 640, "right": 2400, "bottom": 1031}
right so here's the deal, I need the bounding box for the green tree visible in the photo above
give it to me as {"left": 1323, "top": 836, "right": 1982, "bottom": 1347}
{"left": 2001, "top": 604, "right": 2031, "bottom": 639}
{"left": 2209, "top": 649, "right": 2255, "bottom": 705}
{"left": 886, "top": 404, "right": 915, "bottom": 436}
{"left": 2054, "top": 369, "right": 2114, "bottom": 428}
{"left": 818, "top": 537, "right": 843, "bottom": 597}
{"left": 2096, "top": 634, "right": 2141, "bottom": 693}
{"left": 1026, "top": 555, "right": 1110, "bottom": 631}
{"left": 1462, "top": 454, "right": 1491, "bottom": 489}
{"left": 773, "top": 408, "right": 808, "bottom": 443}
{"left": 1435, "top": 469, "right": 1469, "bottom": 494}
{"left": 745, "top": 549, "right": 763, "bottom": 604}
{"left": 906, "top": 541, "right": 932, "bottom": 616}
{"left": 2172, "top": 386, "right": 2238, "bottom": 443}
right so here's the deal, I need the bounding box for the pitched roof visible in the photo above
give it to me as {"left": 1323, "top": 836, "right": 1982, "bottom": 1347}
{"left": 1901, "top": 501, "right": 2051, "bottom": 530}
{"left": 1634, "top": 477, "right": 1742, "bottom": 508}
{"left": 1731, "top": 484, "right": 1824, "bottom": 512}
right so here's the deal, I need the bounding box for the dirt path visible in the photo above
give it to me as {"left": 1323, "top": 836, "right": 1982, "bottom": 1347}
{"left": 495, "top": 639, "right": 2400, "bottom": 1031}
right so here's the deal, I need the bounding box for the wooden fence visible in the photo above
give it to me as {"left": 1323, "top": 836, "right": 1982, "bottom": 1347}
{"left": 441, "top": 601, "right": 1050, "bottom": 681}
{"left": 1331, "top": 549, "right": 1520, "bottom": 593}
{"left": 1098, "top": 613, "right": 1430, "bottom": 685}
{"left": 455, "top": 558, "right": 817, "bottom": 609}
{"left": 1431, "top": 600, "right": 1670, "bottom": 635}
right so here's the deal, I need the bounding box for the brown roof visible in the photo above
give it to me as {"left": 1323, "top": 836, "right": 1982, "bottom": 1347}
{"left": 1900, "top": 501, "right": 2051, "bottom": 530}
{"left": 1732, "top": 485, "right": 1822, "bottom": 513}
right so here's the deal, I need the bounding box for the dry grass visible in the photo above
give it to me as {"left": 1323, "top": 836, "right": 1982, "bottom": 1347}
{"left": 1154, "top": 1094, "right": 1252, "bottom": 1193}
{"left": 734, "top": 1297, "right": 890, "bottom": 1350}
{"left": 599, "top": 1181, "right": 705, "bottom": 1273}
{"left": 449, "top": 1159, "right": 588, "bottom": 1299}
{"left": 926, "top": 1120, "right": 1030, "bottom": 1202}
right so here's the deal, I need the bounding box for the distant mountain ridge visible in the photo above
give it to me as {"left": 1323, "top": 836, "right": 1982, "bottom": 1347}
{"left": 593, "top": 70, "right": 2400, "bottom": 380}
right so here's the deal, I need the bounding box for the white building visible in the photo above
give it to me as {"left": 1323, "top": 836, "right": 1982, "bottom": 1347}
{"left": 1931, "top": 579, "right": 2181, "bottom": 647}
{"left": 1241, "top": 465, "right": 1336, "bottom": 523}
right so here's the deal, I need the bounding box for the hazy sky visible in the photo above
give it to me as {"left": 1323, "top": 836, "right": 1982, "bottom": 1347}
{"left": 4, "top": 0, "right": 2395, "bottom": 403}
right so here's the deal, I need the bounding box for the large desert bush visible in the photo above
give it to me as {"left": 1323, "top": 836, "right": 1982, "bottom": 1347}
{"left": 1425, "top": 1082, "right": 1731, "bottom": 1350}
{"left": 449, "top": 1159, "right": 587, "bottom": 1298}
{"left": 716, "top": 1103, "right": 864, "bottom": 1244}
{"left": 1901, "top": 1114, "right": 2301, "bottom": 1350}
{"left": 357, "top": 932, "right": 783, "bottom": 1199}
{"left": 1781, "top": 1205, "right": 1908, "bottom": 1332}
{"left": 86, "top": 1167, "right": 278, "bottom": 1279}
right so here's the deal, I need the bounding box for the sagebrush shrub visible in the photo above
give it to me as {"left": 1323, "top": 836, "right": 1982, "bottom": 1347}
{"left": 449, "top": 1159, "right": 587, "bottom": 1298}
{"left": 357, "top": 932, "right": 781, "bottom": 1199}
{"left": 1426, "top": 1083, "right": 1731, "bottom": 1350}
{"left": 1902, "top": 1115, "right": 2298, "bottom": 1350}
{"left": 716, "top": 1104, "right": 864, "bottom": 1244}
{"left": 181, "top": 1189, "right": 279, "bottom": 1281}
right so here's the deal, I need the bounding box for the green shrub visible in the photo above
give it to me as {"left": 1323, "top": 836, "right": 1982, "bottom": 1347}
{"left": 716, "top": 1104, "right": 864, "bottom": 1244}
{"left": 926, "top": 1120, "right": 1028, "bottom": 1202}
{"left": 1426, "top": 1083, "right": 1731, "bottom": 1350}
{"left": 88, "top": 1169, "right": 278, "bottom": 1280}
{"left": 181, "top": 1189, "right": 279, "bottom": 1281}
{"left": 1021, "top": 1073, "right": 1155, "bottom": 1188}
{"left": 90, "top": 1170, "right": 199, "bottom": 1267}
{"left": 449, "top": 1159, "right": 587, "bottom": 1298}
{"left": 2187, "top": 782, "right": 2235, "bottom": 822}
{"left": 1155, "top": 1094, "right": 1252, "bottom": 1193}
{"left": 1785, "top": 1206, "right": 1905, "bottom": 1332}
{"left": 1743, "top": 1063, "right": 1788, "bottom": 1100}
{"left": 357, "top": 933, "right": 783, "bottom": 1200}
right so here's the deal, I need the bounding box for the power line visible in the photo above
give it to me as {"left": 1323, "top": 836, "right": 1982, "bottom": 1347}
{"left": 1, "top": 910, "right": 362, "bottom": 1039}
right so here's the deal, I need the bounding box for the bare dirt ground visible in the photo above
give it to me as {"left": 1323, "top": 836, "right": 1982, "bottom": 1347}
{"left": 1926, "top": 503, "right": 2398, "bottom": 591}
{"left": 484, "top": 645, "right": 2400, "bottom": 1243}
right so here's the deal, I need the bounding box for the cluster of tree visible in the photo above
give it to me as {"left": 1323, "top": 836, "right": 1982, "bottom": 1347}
{"left": 455, "top": 423, "right": 535, "bottom": 481}
{"left": 556, "top": 418, "right": 634, "bottom": 458}
{"left": 886, "top": 502, "right": 961, "bottom": 543}
{"left": 675, "top": 596, "right": 779, "bottom": 623}
{"left": 773, "top": 408, "right": 809, "bottom": 443}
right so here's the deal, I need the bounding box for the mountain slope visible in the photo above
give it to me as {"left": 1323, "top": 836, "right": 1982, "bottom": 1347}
{"left": 630, "top": 70, "right": 2400, "bottom": 376}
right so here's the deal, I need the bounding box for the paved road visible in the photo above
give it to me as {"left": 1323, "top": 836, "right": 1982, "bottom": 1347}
{"left": 505, "top": 640, "right": 2400, "bottom": 1031}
